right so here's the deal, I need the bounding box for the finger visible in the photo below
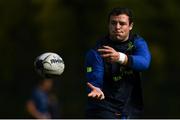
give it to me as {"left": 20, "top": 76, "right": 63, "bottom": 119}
{"left": 88, "top": 92, "right": 95, "bottom": 97}
{"left": 87, "top": 82, "right": 95, "bottom": 90}
{"left": 101, "top": 53, "right": 111, "bottom": 58}
{"left": 98, "top": 49, "right": 112, "bottom": 53}
{"left": 92, "top": 93, "right": 97, "bottom": 98}
{"left": 103, "top": 46, "right": 113, "bottom": 50}
{"left": 93, "top": 93, "right": 103, "bottom": 100}
{"left": 100, "top": 93, "right": 105, "bottom": 100}
{"left": 94, "top": 89, "right": 104, "bottom": 100}
{"left": 99, "top": 90, "right": 105, "bottom": 100}
{"left": 95, "top": 93, "right": 100, "bottom": 99}
{"left": 100, "top": 95, "right": 105, "bottom": 100}
{"left": 90, "top": 93, "right": 98, "bottom": 98}
{"left": 88, "top": 91, "right": 99, "bottom": 98}
{"left": 97, "top": 93, "right": 102, "bottom": 99}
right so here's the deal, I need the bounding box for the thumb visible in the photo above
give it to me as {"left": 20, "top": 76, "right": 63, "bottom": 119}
{"left": 87, "top": 82, "right": 96, "bottom": 90}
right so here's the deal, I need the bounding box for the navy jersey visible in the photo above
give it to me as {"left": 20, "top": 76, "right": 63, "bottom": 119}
{"left": 85, "top": 34, "right": 151, "bottom": 117}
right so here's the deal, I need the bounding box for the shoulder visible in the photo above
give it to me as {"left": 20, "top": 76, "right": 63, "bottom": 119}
{"left": 32, "top": 88, "right": 40, "bottom": 97}
{"left": 32, "top": 88, "right": 45, "bottom": 98}
{"left": 85, "top": 49, "right": 101, "bottom": 60}
{"left": 132, "top": 34, "right": 146, "bottom": 42}
{"left": 85, "top": 48, "right": 103, "bottom": 66}
{"left": 86, "top": 49, "right": 97, "bottom": 57}
{"left": 132, "top": 34, "right": 149, "bottom": 47}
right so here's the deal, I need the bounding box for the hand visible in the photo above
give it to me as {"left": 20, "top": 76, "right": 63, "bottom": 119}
{"left": 87, "top": 82, "right": 105, "bottom": 100}
{"left": 98, "top": 46, "right": 120, "bottom": 63}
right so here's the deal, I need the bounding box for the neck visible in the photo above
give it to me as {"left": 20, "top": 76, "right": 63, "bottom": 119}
{"left": 121, "top": 37, "right": 129, "bottom": 42}
{"left": 109, "top": 35, "right": 129, "bottom": 43}
{"left": 39, "top": 86, "right": 48, "bottom": 92}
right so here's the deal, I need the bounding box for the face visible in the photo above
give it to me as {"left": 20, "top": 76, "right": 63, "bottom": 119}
{"left": 109, "top": 14, "right": 133, "bottom": 41}
{"left": 41, "top": 79, "right": 53, "bottom": 92}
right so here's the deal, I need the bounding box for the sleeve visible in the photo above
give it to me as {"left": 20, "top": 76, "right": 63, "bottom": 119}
{"left": 31, "top": 89, "right": 38, "bottom": 103}
{"left": 127, "top": 37, "right": 151, "bottom": 71}
{"left": 85, "top": 49, "right": 104, "bottom": 90}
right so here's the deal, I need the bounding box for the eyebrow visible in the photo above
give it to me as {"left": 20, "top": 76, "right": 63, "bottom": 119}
{"left": 111, "top": 20, "right": 127, "bottom": 24}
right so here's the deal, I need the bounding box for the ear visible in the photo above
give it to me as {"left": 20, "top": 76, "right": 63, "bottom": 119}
{"left": 129, "top": 22, "right": 133, "bottom": 30}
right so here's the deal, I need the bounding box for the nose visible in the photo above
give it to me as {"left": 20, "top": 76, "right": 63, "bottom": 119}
{"left": 115, "top": 23, "right": 121, "bottom": 29}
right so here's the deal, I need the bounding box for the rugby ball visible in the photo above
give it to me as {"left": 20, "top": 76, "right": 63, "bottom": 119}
{"left": 34, "top": 52, "right": 65, "bottom": 76}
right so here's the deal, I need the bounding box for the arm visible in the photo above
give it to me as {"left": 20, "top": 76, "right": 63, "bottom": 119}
{"left": 127, "top": 38, "right": 151, "bottom": 71}
{"left": 85, "top": 49, "right": 105, "bottom": 100}
{"left": 98, "top": 38, "right": 151, "bottom": 71}
{"left": 26, "top": 100, "right": 49, "bottom": 119}
{"left": 85, "top": 49, "right": 104, "bottom": 88}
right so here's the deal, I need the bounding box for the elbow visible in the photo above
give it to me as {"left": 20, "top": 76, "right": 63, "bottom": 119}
{"left": 133, "top": 62, "right": 149, "bottom": 71}
{"left": 143, "top": 55, "right": 151, "bottom": 70}
{"left": 140, "top": 56, "right": 151, "bottom": 70}
{"left": 131, "top": 56, "right": 151, "bottom": 71}
{"left": 140, "top": 60, "right": 150, "bottom": 71}
{"left": 26, "top": 100, "right": 35, "bottom": 114}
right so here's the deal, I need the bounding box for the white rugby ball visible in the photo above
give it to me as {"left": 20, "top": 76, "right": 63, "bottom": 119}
{"left": 34, "top": 52, "right": 65, "bottom": 76}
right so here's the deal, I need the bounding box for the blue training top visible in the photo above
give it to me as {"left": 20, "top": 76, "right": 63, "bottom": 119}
{"left": 85, "top": 35, "right": 151, "bottom": 89}
{"left": 85, "top": 34, "right": 151, "bottom": 116}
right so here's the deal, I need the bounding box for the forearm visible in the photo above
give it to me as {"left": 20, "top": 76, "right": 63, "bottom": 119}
{"left": 86, "top": 71, "right": 104, "bottom": 89}
{"left": 117, "top": 52, "right": 150, "bottom": 71}
{"left": 85, "top": 49, "right": 104, "bottom": 89}
{"left": 118, "top": 39, "right": 151, "bottom": 71}
{"left": 26, "top": 101, "right": 50, "bottom": 119}
{"left": 30, "top": 110, "right": 45, "bottom": 119}
{"left": 127, "top": 55, "right": 151, "bottom": 71}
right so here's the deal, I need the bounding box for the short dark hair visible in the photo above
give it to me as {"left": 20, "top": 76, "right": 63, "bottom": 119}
{"left": 108, "top": 7, "right": 133, "bottom": 24}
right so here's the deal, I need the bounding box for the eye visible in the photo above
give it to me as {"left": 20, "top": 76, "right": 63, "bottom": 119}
{"left": 111, "top": 21, "right": 117, "bottom": 26}
{"left": 119, "top": 22, "right": 126, "bottom": 26}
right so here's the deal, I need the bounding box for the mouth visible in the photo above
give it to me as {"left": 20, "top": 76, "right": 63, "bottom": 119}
{"left": 114, "top": 31, "right": 123, "bottom": 35}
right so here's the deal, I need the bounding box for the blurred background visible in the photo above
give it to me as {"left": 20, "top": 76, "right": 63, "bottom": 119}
{"left": 0, "top": 0, "right": 180, "bottom": 118}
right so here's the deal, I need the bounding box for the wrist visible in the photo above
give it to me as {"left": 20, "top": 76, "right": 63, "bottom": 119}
{"left": 117, "top": 52, "right": 127, "bottom": 65}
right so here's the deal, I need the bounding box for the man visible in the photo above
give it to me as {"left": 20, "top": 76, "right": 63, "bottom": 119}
{"left": 26, "top": 78, "right": 60, "bottom": 119}
{"left": 85, "top": 7, "right": 151, "bottom": 119}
